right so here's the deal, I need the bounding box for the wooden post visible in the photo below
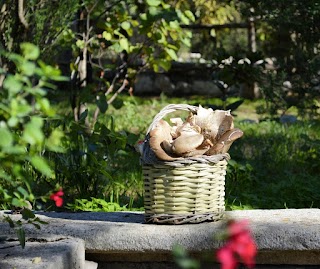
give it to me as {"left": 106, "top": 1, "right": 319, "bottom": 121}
{"left": 246, "top": 16, "right": 260, "bottom": 99}
{"left": 247, "top": 17, "right": 256, "bottom": 53}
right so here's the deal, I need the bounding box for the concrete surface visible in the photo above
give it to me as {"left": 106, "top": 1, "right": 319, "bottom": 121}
{"left": 0, "top": 209, "right": 320, "bottom": 267}
{"left": 0, "top": 237, "right": 85, "bottom": 269}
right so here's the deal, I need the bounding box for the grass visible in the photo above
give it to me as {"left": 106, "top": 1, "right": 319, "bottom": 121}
{"left": 227, "top": 120, "right": 320, "bottom": 209}
{"left": 105, "top": 95, "right": 320, "bottom": 210}
{"left": 53, "top": 94, "right": 320, "bottom": 211}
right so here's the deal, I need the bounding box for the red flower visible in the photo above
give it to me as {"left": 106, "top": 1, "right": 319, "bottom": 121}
{"left": 49, "top": 188, "right": 64, "bottom": 207}
{"left": 216, "top": 220, "right": 257, "bottom": 269}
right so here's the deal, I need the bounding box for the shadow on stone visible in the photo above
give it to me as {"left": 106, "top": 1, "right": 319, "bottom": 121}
{"left": 36, "top": 211, "right": 145, "bottom": 223}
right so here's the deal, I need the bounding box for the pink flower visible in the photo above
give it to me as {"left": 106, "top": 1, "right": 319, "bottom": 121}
{"left": 50, "top": 188, "right": 64, "bottom": 207}
{"left": 216, "top": 245, "right": 237, "bottom": 269}
{"left": 216, "top": 220, "right": 257, "bottom": 269}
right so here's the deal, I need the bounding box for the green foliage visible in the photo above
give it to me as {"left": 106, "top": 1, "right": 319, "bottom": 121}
{"left": 228, "top": 119, "right": 320, "bottom": 209}
{"left": 0, "top": 0, "right": 79, "bottom": 59}
{"left": 50, "top": 112, "right": 143, "bottom": 207}
{"left": 172, "top": 245, "right": 200, "bottom": 269}
{"left": 0, "top": 43, "right": 65, "bottom": 247}
{"left": 179, "top": 0, "right": 243, "bottom": 57}
{"left": 239, "top": 0, "right": 320, "bottom": 116}
{"left": 65, "top": 197, "right": 143, "bottom": 212}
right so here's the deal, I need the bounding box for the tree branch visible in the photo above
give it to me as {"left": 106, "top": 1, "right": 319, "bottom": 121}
{"left": 180, "top": 22, "right": 248, "bottom": 30}
{"left": 107, "top": 78, "right": 128, "bottom": 105}
{"left": 18, "top": 0, "right": 28, "bottom": 29}
{"left": 92, "top": 78, "right": 128, "bottom": 126}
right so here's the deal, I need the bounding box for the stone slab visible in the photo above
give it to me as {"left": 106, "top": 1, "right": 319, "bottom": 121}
{"left": 0, "top": 237, "right": 85, "bottom": 269}
{"left": 1, "top": 209, "right": 320, "bottom": 265}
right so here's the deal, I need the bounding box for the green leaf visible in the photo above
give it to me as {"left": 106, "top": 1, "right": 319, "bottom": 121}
{"left": 169, "top": 20, "right": 179, "bottom": 29}
{"left": 22, "top": 117, "right": 44, "bottom": 145}
{"left": 140, "top": 13, "right": 147, "bottom": 20}
{"left": 79, "top": 109, "right": 88, "bottom": 121}
{"left": 102, "top": 31, "right": 112, "bottom": 41}
{"left": 37, "top": 61, "right": 64, "bottom": 80}
{"left": 158, "top": 60, "right": 171, "bottom": 71}
{"left": 177, "top": 10, "right": 190, "bottom": 25}
{"left": 147, "top": 0, "right": 161, "bottom": 6}
{"left": 36, "top": 98, "right": 55, "bottom": 116}
{"left": 7, "top": 117, "right": 18, "bottom": 127}
{"left": 11, "top": 198, "right": 24, "bottom": 208}
{"left": 46, "top": 129, "right": 65, "bottom": 152}
{"left": 10, "top": 98, "right": 32, "bottom": 117}
{"left": 119, "top": 38, "right": 129, "bottom": 51}
{"left": 76, "top": 40, "right": 85, "bottom": 49}
{"left": 3, "top": 75, "right": 23, "bottom": 95}
{"left": 3, "top": 145, "right": 25, "bottom": 154}
{"left": 5, "top": 216, "right": 15, "bottom": 228}
{"left": 20, "top": 61, "right": 36, "bottom": 76}
{"left": 34, "top": 217, "right": 48, "bottom": 225}
{"left": 31, "top": 223, "right": 41, "bottom": 229}
{"left": 184, "top": 10, "right": 195, "bottom": 22}
{"left": 30, "top": 156, "right": 53, "bottom": 177}
{"left": 21, "top": 208, "right": 35, "bottom": 220}
{"left": 20, "top": 43, "right": 40, "bottom": 60}
{"left": 16, "top": 228, "right": 26, "bottom": 249}
{"left": 111, "top": 98, "right": 123, "bottom": 109}
{"left": 121, "top": 21, "right": 131, "bottom": 30}
{"left": 17, "top": 187, "right": 29, "bottom": 199}
{"left": 149, "top": 6, "right": 160, "bottom": 16}
{"left": 96, "top": 95, "right": 108, "bottom": 113}
{"left": 0, "top": 127, "right": 13, "bottom": 147}
{"left": 164, "top": 48, "right": 178, "bottom": 60}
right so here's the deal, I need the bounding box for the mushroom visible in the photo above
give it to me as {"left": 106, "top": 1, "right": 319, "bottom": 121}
{"left": 182, "top": 138, "right": 213, "bottom": 157}
{"left": 149, "top": 120, "right": 178, "bottom": 161}
{"left": 171, "top": 132, "right": 204, "bottom": 156}
{"left": 194, "top": 106, "right": 234, "bottom": 143}
{"left": 206, "top": 128, "right": 244, "bottom": 155}
{"left": 170, "top": 117, "right": 184, "bottom": 138}
{"left": 217, "top": 113, "right": 234, "bottom": 139}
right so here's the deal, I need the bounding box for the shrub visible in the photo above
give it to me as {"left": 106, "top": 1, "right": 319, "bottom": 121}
{"left": 0, "top": 43, "right": 65, "bottom": 247}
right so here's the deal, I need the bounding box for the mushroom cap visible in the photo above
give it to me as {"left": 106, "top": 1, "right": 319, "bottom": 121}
{"left": 149, "top": 120, "right": 178, "bottom": 161}
{"left": 195, "top": 107, "right": 233, "bottom": 142}
{"left": 171, "top": 133, "right": 204, "bottom": 155}
{"left": 206, "top": 128, "right": 243, "bottom": 155}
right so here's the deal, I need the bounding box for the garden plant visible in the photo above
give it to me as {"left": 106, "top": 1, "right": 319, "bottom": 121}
{"left": 0, "top": 2, "right": 319, "bottom": 268}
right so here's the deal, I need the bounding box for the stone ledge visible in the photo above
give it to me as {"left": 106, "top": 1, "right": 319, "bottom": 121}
{"left": 0, "top": 237, "right": 85, "bottom": 269}
{"left": 1, "top": 209, "right": 320, "bottom": 266}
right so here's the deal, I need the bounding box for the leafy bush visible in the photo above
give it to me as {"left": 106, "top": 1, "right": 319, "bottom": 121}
{"left": 49, "top": 112, "right": 143, "bottom": 207}
{"left": 0, "top": 43, "right": 66, "bottom": 246}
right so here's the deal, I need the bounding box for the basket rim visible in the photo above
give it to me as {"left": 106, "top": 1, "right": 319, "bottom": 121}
{"left": 144, "top": 212, "right": 224, "bottom": 224}
{"left": 141, "top": 151, "right": 230, "bottom": 166}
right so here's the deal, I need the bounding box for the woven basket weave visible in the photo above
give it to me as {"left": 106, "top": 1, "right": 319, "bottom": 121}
{"left": 141, "top": 104, "right": 230, "bottom": 225}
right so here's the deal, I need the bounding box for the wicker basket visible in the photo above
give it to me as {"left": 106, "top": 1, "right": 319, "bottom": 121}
{"left": 141, "top": 104, "right": 230, "bottom": 225}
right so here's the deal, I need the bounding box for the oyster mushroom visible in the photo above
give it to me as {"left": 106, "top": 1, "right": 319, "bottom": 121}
{"left": 170, "top": 117, "right": 184, "bottom": 138}
{"left": 182, "top": 138, "right": 213, "bottom": 157}
{"left": 206, "top": 128, "right": 244, "bottom": 155}
{"left": 217, "top": 113, "right": 234, "bottom": 139}
{"left": 171, "top": 131, "right": 204, "bottom": 156}
{"left": 149, "top": 120, "right": 178, "bottom": 161}
{"left": 194, "top": 106, "right": 233, "bottom": 142}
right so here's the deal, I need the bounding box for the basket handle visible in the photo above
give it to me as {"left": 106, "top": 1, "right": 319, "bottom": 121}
{"left": 146, "top": 104, "right": 199, "bottom": 135}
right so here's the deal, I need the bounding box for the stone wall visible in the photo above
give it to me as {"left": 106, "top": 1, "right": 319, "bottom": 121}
{"left": 133, "top": 62, "right": 223, "bottom": 97}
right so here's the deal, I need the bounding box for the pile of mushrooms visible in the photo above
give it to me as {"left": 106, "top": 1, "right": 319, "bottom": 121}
{"left": 148, "top": 105, "right": 243, "bottom": 161}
